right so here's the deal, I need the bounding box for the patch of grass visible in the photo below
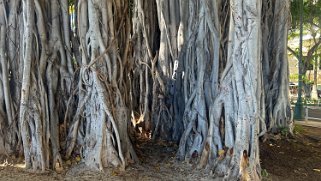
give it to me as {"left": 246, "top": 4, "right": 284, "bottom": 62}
{"left": 261, "top": 169, "right": 269, "bottom": 177}
{"left": 293, "top": 124, "right": 304, "bottom": 134}
{"left": 279, "top": 127, "right": 289, "bottom": 137}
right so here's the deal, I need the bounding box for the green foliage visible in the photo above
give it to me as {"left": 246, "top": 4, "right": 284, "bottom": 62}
{"left": 304, "top": 75, "right": 312, "bottom": 84}
{"left": 289, "top": 74, "right": 299, "bottom": 81}
{"left": 261, "top": 169, "right": 269, "bottom": 177}
{"left": 288, "top": 30, "right": 300, "bottom": 39}
{"left": 303, "top": 97, "right": 321, "bottom": 105}
{"left": 293, "top": 124, "right": 304, "bottom": 134}
{"left": 72, "top": 57, "right": 78, "bottom": 67}
{"left": 289, "top": 73, "right": 315, "bottom": 84}
{"left": 288, "top": 29, "right": 310, "bottom": 40}
{"left": 291, "top": 0, "right": 321, "bottom": 30}
{"left": 68, "top": 0, "right": 75, "bottom": 6}
{"left": 279, "top": 127, "right": 289, "bottom": 137}
{"left": 290, "top": 0, "right": 321, "bottom": 67}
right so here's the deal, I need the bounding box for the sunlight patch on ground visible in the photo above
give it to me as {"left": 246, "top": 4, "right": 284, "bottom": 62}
{"left": 0, "top": 160, "right": 25, "bottom": 168}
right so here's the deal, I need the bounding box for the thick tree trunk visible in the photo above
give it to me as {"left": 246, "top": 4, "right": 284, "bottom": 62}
{"left": 0, "top": 0, "right": 293, "bottom": 178}
{"left": 16, "top": 0, "right": 73, "bottom": 170}
{"left": 0, "top": 0, "right": 21, "bottom": 156}
{"left": 19, "top": 0, "right": 45, "bottom": 170}
{"left": 262, "top": 0, "right": 292, "bottom": 132}
{"left": 175, "top": 0, "right": 263, "bottom": 180}
{"left": 65, "top": 0, "right": 137, "bottom": 170}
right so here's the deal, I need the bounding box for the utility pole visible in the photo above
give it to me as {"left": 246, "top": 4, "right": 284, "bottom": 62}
{"left": 294, "top": 0, "right": 305, "bottom": 120}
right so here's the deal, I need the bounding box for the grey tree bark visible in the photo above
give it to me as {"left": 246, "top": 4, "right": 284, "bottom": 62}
{"left": 262, "top": 0, "right": 293, "bottom": 132}
{"left": 0, "top": 0, "right": 21, "bottom": 156}
{"left": 2, "top": 0, "right": 74, "bottom": 170}
{"left": 151, "top": 0, "right": 265, "bottom": 180}
{"left": 0, "top": 0, "right": 293, "bottom": 179}
{"left": 131, "top": 0, "right": 158, "bottom": 137}
{"left": 65, "top": 0, "right": 138, "bottom": 170}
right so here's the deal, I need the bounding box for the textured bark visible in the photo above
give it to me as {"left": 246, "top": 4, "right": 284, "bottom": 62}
{"left": 65, "top": 0, "right": 137, "bottom": 170}
{"left": 0, "top": 0, "right": 8, "bottom": 155}
{"left": 19, "top": 0, "right": 45, "bottom": 170}
{"left": 131, "top": 0, "right": 158, "bottom": 137}
{"left": 213, "top": 1, "right": 262, "bottom": 179}
{"left": 145, "top": 1, "right": 265, "bottom": 180}
{"left": 0, "top": 0, "right": 21, "bottom": 156}
{"left": 0, "top": 0, "right": 292, "bottom": 178}
{"left": 176, "top": 0, "right": 221, "bottom": 162}
{"left": 262, "top": 0, "right": 293, "bottom": 132}
{"left": 1, "top": 0, "right": 74, "bottom": 170}
{"left": 149, "top": 0, "right": 184, "bottom": 142}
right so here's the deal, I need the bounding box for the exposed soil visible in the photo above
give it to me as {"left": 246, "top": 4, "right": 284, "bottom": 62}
{"left": 260, "top": 125, "right": 321, "bottom": 181}
{"left": 0, "top": 125, "right": 320, "bottom": 181}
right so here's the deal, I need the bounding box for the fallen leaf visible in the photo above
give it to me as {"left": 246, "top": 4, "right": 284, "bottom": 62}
{"left": 75, "top": 155, "right": 81, "bottom": 162}
{"left": 111, "top": 170, "right": 119, "bottom": 176}
{"left": 218, "top": 149, "right": 225, "bottom": 156}
{"left": 313, "top": 169, "right": 321, "bottom": 172}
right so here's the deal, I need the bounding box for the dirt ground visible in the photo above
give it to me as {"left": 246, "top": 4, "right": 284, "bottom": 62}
{"left": 0, "top": 125, "right": 320, "bottom": 181}
{"left": 260, "top": 125, "right": 321, "bottom": 181}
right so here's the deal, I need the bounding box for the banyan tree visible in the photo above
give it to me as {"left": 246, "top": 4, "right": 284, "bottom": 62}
{"left": 0, "top": 0, "right": 292, "bottom": 180}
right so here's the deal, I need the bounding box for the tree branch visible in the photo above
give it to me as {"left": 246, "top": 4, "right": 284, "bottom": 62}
{"left": 287, "top": 46, "right": 299, "bottom": 60}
